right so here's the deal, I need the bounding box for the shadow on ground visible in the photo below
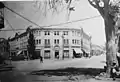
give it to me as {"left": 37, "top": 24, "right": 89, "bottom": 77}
{"left": 30, "top": 67, "right": 105, "bottom": 77}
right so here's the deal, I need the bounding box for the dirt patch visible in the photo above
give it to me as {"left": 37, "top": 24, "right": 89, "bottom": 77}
{"left": 30, "top": 67, "right": 104, "bottom": 77}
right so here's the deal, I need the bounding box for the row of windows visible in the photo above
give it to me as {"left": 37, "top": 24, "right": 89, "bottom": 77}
{"left": 44, "top": 50, "right": 69, "bottom": 59}
{"left": 35, "top": 39, "right": 81, "bottom": 45}
{"left": 34, "top": 30, "right": 81, "bottom": 36}
{"left": 33, "top": 31, "right": 69, "bottom": 36}
{"left": 72, "top": 39, "right": 80, "bottom": 44}
{"left": 11, "top": 31, "right": 82, "bottom": 45}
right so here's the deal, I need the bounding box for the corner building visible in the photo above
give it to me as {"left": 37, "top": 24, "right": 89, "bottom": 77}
{"left": 9, "top": 26, "right": 91, "bottom": 59}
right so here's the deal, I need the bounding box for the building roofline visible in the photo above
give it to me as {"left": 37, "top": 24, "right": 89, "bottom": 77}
{"left": 9, "top": 27, "right": 91, "bottom": 41}
{"left": 32, "top": 27, "right": 81, "bottom": 31}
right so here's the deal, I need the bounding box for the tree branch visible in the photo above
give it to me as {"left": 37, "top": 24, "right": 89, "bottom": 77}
{"left": 88, "top": 0, "right": 97, "bottom": 8}
{"left": 103, "top": 0, "right": 110, "bottom": 18}
{"left": 88, "top": 0, "right": 105, "bottom": 18}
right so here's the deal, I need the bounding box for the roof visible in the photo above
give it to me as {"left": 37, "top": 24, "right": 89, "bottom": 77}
{"left": 32, "top": 25, "right": 82, "bottom": 31}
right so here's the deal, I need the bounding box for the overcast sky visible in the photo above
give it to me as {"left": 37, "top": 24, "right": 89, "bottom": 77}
{"left": 0, "top": 0, "right": 106, "bottom": 45}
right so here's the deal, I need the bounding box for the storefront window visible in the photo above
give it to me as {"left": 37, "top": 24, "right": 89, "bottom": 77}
{"left": 44, "top": 50, "right": 51, "bottom": 59}
{"left": 63, "top": 50, "right": 69, "bottom": 58}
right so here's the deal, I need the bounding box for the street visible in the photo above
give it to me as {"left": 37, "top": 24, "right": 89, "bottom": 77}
{"left": 12, "top": 55, "right": 106, "bottom": 72}
{"left": 1, "top": 54, "right": 120, "bottom": 82}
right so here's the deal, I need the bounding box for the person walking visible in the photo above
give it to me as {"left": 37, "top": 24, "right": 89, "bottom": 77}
{"left": 40, "top": 55, "right": 43, "bottom": 63}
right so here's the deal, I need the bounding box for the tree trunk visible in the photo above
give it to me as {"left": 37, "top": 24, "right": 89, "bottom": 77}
{"left": 104, "top": 16, "right": 118, "bottom": 77}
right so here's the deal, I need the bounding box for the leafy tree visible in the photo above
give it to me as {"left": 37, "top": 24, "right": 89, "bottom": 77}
{"left": 27, "top": 31, "right": 36, "bottom": 59}
{"left": 35, "top": 0, "right": 120, "bottom": 77}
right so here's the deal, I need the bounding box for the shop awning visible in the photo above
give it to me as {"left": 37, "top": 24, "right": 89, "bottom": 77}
{"left": 74, "top": 48, "right": 83, "bottom": 53}
{"left": 17, "top": 51, "right": 22, "bottom": 56}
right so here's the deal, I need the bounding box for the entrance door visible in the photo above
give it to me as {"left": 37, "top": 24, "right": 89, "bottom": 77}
{"left": 55, "top": 51, "right": 59, "bottom": 59}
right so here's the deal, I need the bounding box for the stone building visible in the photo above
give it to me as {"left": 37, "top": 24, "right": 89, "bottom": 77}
{"left": 9, "top": 26, "right": 91, "bottom": 59}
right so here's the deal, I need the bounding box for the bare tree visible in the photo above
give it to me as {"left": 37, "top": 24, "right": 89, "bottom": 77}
{"left": 34, "top": 0, "right": 75, "bottom": 20}
{"left": 35, "top": 0, "right": 120, "bottom": 77}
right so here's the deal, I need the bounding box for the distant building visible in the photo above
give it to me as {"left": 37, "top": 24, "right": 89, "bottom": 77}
{"left": 0, "top": 38, "right": 10, "bottom": 58}
{"left": 9, "top": 26, "right": 91, "bottom": 59}
{"left": 91, "top": 44, "right": 104, "bottom": 56}
{"left": 81, "top": 28, "right": 91, "bottom": 57}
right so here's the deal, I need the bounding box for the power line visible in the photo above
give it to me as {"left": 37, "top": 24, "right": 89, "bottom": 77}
{"left": 4, "top": 16, "right": 16, "bottom": 33}
{"left": 41, "top": 15, "right": 101, "bottom": 27}
{"left": 1, "top": 15, "right": 101, "bottom": 31}
{"left": 2, "top": 5, "right": 101, "bottom": 32}
{"left": 5, "top": 6, "right": 43, "bottom": 28}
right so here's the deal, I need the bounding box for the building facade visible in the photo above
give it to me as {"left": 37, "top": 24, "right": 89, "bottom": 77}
{"left": 81, "top": 28, "right": 91, "bottom": 57}
{"left": 0, "top": 38, "right": 10, "bottom": 59}
{"left": 9, "top": 26, "right": 91, "bottom": 59}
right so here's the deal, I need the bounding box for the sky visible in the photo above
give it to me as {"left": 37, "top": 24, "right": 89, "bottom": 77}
{"left": 0, "top": 0, "right": 106, "bottom": 45}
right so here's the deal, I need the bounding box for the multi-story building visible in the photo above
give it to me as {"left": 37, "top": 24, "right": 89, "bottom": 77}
{"left": 81, "top": 28, "right": 91, "bottom": 57}
{"left": 9, "top": 26, "right": 91, "bottom": 59}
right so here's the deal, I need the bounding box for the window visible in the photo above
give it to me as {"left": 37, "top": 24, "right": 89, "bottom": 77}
{"left": 72, "top": 39, "right": 74, "bottom": 44}
{"left": 64, "top": 39, "right": 69, "bottom": 44}
{"left": 54, "top": 31, "right": 59, "bottom": 35}
{"left": 72, "top": 39, "right": 78, "bottom": 44}
{"left": 45, "top": 39, "right": 50, "bottom": 45}
{"left": 36, "top": 39, "right": 39, "bottom": 44}
{"left": 39, "top": 31, "right": 41, "bottom": 35}
{"left": 75, "top": 40, "right": 76, "bottom": 44}
{"left": 45, "top": 31, "right": 50, "bottom": 35}
{"left": 54, "top": 39, "right": 59, "bottom": 44}
{"left": 44, "top": 50, "right": 51, "bottom": 59}
{"left": 39, "top": 39, "right": 41, "bottom": 44}
{"left": 54, "top": 39, "right": 56, "bottom": 44}
{"left": 63, "top": 31, "right": 68, "bottom": 35}
{"left": 63, "top": 50, "right": 69, "bottom": 58}
{"left": 57, "top": 39, "right": 59, "bottom": 44}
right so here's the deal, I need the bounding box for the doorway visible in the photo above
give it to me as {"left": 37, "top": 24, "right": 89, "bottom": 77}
{"left": 55, "top": 51, "right": 59, "bottom": 59}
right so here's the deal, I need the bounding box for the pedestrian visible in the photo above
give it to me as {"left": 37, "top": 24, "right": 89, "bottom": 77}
{"left": 40, "top": 56, "right": 43, "bottom": 63}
